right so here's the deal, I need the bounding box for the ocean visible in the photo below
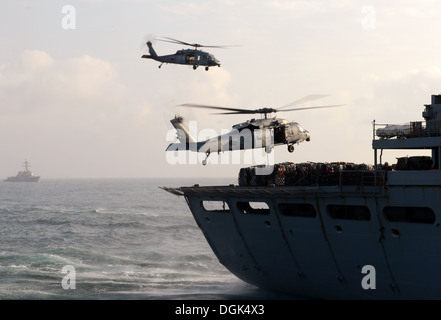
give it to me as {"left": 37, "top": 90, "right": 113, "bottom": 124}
{"left": 0, "top": 177, "right": 292, "bottom": 301}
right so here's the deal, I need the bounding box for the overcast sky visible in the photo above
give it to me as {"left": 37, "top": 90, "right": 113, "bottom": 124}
{"left": 1, "top": 0, "right": 440, "bottom": 180}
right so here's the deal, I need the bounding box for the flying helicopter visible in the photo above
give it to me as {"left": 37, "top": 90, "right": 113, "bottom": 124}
{"left": 141, "top": 37, "right": 235, "bottom": 71}
{"left": 166, "top": 95, "right": 344, "bottom": 165}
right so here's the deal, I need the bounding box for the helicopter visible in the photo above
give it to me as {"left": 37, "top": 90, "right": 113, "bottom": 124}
{"left": 141, "top": 37, "right": 235, "bottom": 71}
{"left": 166, "top": 95, "right": 344, "bottom": 165}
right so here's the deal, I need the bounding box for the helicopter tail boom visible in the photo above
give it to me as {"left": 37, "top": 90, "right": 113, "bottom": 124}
{"left": 146, "top": 41, "right": 158, "bottom": 59}
{"left": 170, "top": 116, "right": 197, "bottom": 144}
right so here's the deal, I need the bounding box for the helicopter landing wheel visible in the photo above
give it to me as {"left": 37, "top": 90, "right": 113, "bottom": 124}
{"left": 288, "top": 144, "right": 295, "bottom": 153}
{"left": 193, "top": 65, "right": 197, "bottom": 70}
{"left": 202, "top": 151, "right": 210, "bottom": 165}
{"left": 205, "top": 67, "right": 209, "bottom": 71}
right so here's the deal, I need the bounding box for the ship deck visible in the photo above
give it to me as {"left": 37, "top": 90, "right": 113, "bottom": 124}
{"left": 173, "top": 184, "right": 385, "bottom": 198}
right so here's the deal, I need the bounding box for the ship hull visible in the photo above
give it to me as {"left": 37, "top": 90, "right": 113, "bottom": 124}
{"left": 4, "top": 176, "right": 40, "bottom": 182}
{"left": 180, "top": 177, "right": 441, "bottom": 300}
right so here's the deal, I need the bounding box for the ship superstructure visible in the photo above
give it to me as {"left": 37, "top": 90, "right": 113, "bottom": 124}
{"left": 164, "top": 94, "right": 441, "bottom": 299}
{"left": 5, "top": 160, "right": 40, "bottom": 182}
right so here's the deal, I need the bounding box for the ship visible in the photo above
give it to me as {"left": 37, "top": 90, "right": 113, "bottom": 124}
{"left": 162, "top": 93, "right": 441, "bottom": 300}
{"left": 5, "top": 160, "right": 40, "bottom": 182}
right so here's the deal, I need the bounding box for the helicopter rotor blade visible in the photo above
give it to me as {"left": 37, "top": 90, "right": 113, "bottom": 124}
{"left": 178, "top": 103, "right": 256, "bottom": 114}
{"left": 195, "top": 44, "right": 241, "bottom": 49}
{"left": 159, "top": 37, "right": 194, "bottom": 47}
{"left": 178, "top": 100, "right": 344, "bottom": 116}
{"left": 159, "top": 37, "right": 238, "bottom": 49}
{"left": 277, "top": 104, "right": 345, "bottom": 112}
{"left": 210, "top": 111, "right": 257, "bottom": 115}
{"left": 278, "top": 95, "right": 329, "bottom": 110}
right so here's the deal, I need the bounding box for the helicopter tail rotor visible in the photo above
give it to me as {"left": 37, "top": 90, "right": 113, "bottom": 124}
{"left": 140, "top": 33, "right": 157, "bottom": 52}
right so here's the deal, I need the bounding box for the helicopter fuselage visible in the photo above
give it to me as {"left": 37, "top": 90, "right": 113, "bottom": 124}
{"left": 166, "top": 116, "right": 311, "bottom": 160}
{"left": 201, "top": 118, "right": 311, "bottom": 153}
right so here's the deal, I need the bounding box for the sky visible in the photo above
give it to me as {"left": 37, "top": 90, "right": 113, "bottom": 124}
{"left": 1, "top": 0, "right": 441, "bottom": 179}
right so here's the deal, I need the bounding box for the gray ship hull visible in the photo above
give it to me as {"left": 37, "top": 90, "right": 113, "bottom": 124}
{"left": 4, "top": 176, "right": 40, "bottom": 182}
{"left": 179, "top": 174, "right": 441, "bottom": 299}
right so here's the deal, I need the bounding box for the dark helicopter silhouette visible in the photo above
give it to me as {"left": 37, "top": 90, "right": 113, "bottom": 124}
{"left": 141, "top": 37, "right": 237, "bottom": 71}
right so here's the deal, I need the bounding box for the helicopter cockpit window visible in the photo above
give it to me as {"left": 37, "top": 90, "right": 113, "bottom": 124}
{"left": 293, "top": 122, "right": 304, "bottom": 131}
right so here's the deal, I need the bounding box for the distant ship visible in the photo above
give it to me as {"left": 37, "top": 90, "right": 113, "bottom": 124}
{"left": 5, "top": 160, "right": 40, "bottom": 182}
{"left": 163, "top": 93, "right": 441, "bottom": 299}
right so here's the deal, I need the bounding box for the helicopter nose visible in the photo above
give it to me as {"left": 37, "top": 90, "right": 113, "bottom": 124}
{"left": 303, "top": 130, "right": 310, "bottom": 141}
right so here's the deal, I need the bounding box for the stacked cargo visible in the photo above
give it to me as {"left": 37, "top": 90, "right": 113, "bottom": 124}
{"left": 395, "top": 156, "right": 433, "bottom": 170}
{"left": 238, "top": 162, "right": 375, "bottom": 187}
